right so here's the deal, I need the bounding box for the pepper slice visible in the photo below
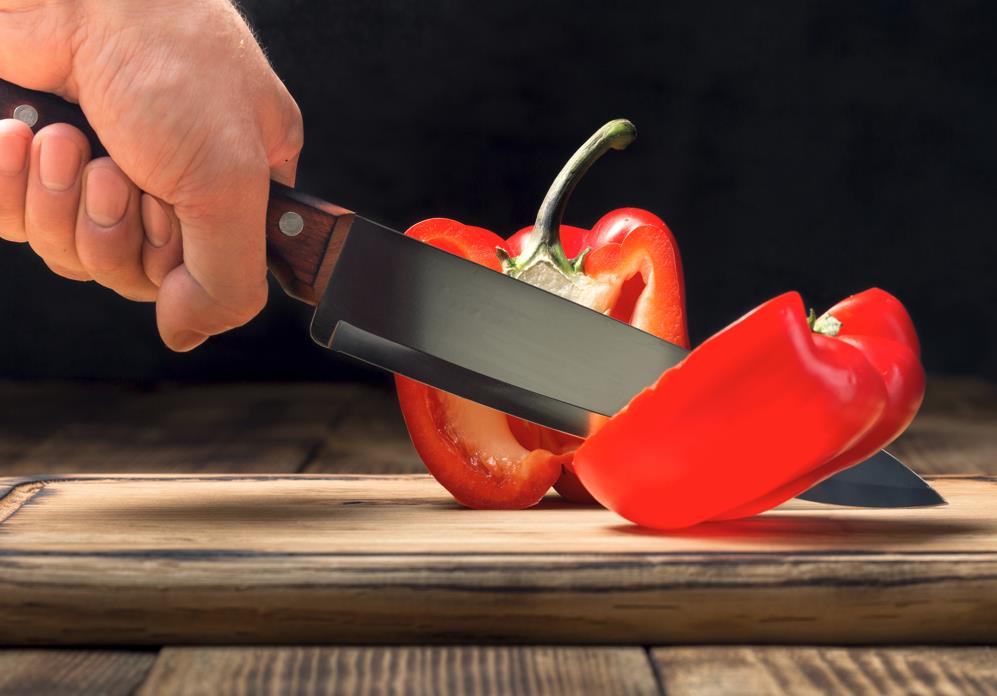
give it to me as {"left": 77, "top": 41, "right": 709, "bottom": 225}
{"left": 571, "top": 289, "right": 924, "bottom": 529}
{"left": 395, "top": 120, "right": 689, "bottom": 509}
{"left": 712, "top": 288, "right": 924, "bottom": 520}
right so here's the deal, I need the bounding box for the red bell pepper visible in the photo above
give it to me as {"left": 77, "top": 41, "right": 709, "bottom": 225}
{"left": 395, "top": 120, "right": 689, "bottom": 509}
{"left": 571, "top": 289, "right": 925, "bottom": 529}
{"left": 713, "top": 288, "right": 924, "bottom": 520}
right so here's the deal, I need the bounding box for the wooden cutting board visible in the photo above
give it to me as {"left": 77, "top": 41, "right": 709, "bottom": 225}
{"left": 1, "top": 474, "right": 994, "bottom": 645}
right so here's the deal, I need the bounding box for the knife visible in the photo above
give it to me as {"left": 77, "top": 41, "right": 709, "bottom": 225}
{"left": 0, "top": 80, "right": 943, "bottom": 508}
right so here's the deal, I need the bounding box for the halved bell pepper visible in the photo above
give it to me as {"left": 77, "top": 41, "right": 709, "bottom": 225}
{"left": 395, "top": 120, "right": 689, "bottom": 509}
{"left": 571, "top": 288, "right": 925, "bottom": 529}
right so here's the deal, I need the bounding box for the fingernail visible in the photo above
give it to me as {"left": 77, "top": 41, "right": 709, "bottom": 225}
{"left": 39, "top": 135, "right": 83, "bottom": 191}
{"left": 171, "top": 330, "right": 208, "bottom": 352}
{"left": 85, "top": 167, "right": 129, "bottom": 227}
{"left": 0, "top": 133, "right": 28, "bottom": 175}
{"left": 141, "top": 194, "right": 172, "bottom": 248}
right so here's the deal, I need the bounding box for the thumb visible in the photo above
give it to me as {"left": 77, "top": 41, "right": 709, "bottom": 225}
{"left": 155, "top": 155, "right": 271, "bottom": 351}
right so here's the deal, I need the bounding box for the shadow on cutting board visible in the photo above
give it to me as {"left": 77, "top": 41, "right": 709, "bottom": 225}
{"left": 609, "top": 514, "right": 987, "bottom": 546}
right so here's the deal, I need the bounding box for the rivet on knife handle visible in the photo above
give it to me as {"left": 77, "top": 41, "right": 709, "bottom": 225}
{"left": 12, "top": 104, "right": 38, "bottom": 128}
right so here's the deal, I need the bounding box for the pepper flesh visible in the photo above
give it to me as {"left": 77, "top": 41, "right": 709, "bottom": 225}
{"left": 571, "top": 289, "right": 923, "bottom": 529}
{"left": 395, "top": 209, "right": 688, "bottom": 508}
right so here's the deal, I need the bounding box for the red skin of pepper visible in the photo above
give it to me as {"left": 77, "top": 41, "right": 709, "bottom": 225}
{"left": 395, "top": 210, "right": 688, "bottom": 509}
{"left": 393, "top": 219, "right": 561, "bottom": 509}
{"left": 507, "top": 208, "right": 686, "bottom": 335}
{"left": 571, "top": 291, "right": 900, "bottom": 529}
{"left": 713, "top": 288, "right": 924, "bottom": 520}
{"left": 507, "top": 209, "right": 689, "bottom": 502}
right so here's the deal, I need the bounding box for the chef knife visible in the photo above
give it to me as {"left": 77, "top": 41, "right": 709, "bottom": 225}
{"left": 0, "top": 80, "right": 944, "bottom": 508}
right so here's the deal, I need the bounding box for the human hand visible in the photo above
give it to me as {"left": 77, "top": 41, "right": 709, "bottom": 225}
{"left": 0, "top": 0, "right": 302, "bottom": 350}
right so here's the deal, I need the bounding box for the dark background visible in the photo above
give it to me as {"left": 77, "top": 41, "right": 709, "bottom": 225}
{"left": 2, "top": 1, "right": 995, "bottom": 382}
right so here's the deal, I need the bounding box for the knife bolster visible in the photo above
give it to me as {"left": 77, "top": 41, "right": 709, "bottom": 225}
{"left": 266, "top": 183, "right": 355, "bottom": 305}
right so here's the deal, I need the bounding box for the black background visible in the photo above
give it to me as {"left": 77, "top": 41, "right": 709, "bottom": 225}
{"left": 2, "top": 1, "right": 995, "bottom": 382}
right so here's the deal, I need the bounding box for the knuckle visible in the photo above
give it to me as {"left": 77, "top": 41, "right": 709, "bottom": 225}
{"left": 280, "top": 100, "right": 304, "bottom": 155}
{"left": 263, "top": 85, "right": 304, "bottom": 166}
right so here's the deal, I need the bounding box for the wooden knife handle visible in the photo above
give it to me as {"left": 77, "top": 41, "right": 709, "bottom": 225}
{"left": 0, "top": 79, "right": 352, "bottom": 305}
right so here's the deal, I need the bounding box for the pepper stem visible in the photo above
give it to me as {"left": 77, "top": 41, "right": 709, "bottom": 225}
{"left": 502, "top": 119, "right": 637, "bottom": 276}
{"left": 808, "top": 308, "right": 842, "bottom": 337}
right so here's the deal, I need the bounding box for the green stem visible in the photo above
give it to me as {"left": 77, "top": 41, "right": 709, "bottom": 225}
{"left": 503, "top": 119, "right": 637, "bottom": 276}
{"left": 808, "top": 308, "right": 842, "bottom": 337}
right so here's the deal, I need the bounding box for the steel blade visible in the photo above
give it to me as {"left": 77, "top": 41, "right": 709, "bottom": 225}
{"left": 796, "top": 450, "right": 946, "bottom": 507}
{"left": 311, "top": 216, "right": 687, "bottom": 434}
{"left": 311, "top": 216, "right": 941, "bottom": 507}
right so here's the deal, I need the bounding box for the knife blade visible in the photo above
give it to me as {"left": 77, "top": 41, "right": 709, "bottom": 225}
{"left": 796, "top": 450, "right": 944, "bottom": 507}
{"left": 0, "top": 79, "right": 943, "bottom": 508}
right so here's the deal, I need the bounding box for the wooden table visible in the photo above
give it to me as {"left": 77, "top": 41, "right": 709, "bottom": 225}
{"left": 1, "top": 378, "right": 995, "bottom": 695}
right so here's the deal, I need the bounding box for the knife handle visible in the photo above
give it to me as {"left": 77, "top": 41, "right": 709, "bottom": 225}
{"left": 0, "top": 79, "right": 351, "bottom": 305}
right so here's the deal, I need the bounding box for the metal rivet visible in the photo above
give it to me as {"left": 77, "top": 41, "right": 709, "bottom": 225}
{"left": 278, "top": 211, "right": 304, "bottom": 237}
{"left": 12, "top": 104, "right": 39, "bottom": 128}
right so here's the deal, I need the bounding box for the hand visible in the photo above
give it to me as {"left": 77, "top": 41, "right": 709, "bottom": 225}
{"left": 0, "top": 0, "right": 303, "bottom": 350}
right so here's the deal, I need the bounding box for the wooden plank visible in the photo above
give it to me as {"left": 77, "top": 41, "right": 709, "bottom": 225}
{"left": 136, "top": 647, "right": 660, "bottom": 696}
{"left": 2, "top": 378, "right": 994, "bottom": 476}
{"left": 2, "top": 475, "right": 994, "bottom": 554}
{"left": 651, "top": 646, "right": 997, "bottom": 696}
{"left": 891, "top": 413, "right": 997, "bottom": 475}
{"left": 0, "top": 649, "right": 156, "bottom": 696}
{"left": 301, "top": 384, "right": 424, "bottom": 474}
{"left": 0, "top": 381, "right": 129, "bottom": 465}
{"left": 2, "top": 383, "right": 358, "bottom": 474}
{"left": 916, "top": 377, "right": 997, "bottom": 418}
{"left": 0, "top": 474, "right": 994, "bottom": 645}
{"left": 890, "top": 377, "right": 997, "bottom": 476}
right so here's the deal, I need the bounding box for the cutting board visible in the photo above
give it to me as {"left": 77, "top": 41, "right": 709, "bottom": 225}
{"left": 1, "top": 474, "right": 994, "bottom": 645}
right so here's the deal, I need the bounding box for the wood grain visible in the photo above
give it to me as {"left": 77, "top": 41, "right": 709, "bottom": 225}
{"left": 0, "top": 378, "right": 993, "bottom": 477}
{"left": 651, "top": 646, "right": 997, "bottom": 696}
{"left": 0, "top": 649, "right": 156, "bottom": 696}
{"left": 891, "top": 413, "right": 997, "bottom": 475}
{"left": 0, "top": 475, "right": 993, "bottom": 645}
{"left": 2, "top": 383, "right": 356, "bottom": 474}
{"left": 136, "top": 646, "right": 659, "bottom": 696}
{"left": 0, "top": 381, "right": 128, "bottom": 468}
{"left": 265, "top": 183, "right": 354, "bottom": 305}
{"left": 916, "top": 377, "right": 997, "bottom": 418}
{"left": 302, "top": 386, "right": 424, "bottom": 474}
{"left": 890, "top": 377, "right": 997, "bottom": 475}
{"left": 3, "top": 475, "right": 994, "bottom": 554}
